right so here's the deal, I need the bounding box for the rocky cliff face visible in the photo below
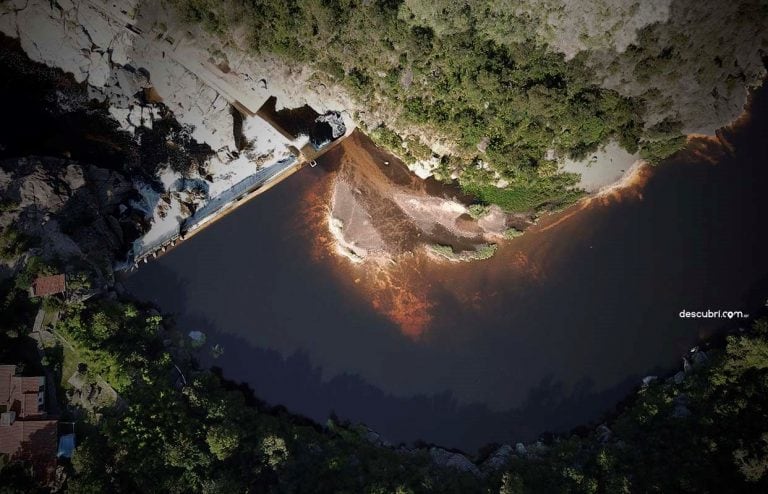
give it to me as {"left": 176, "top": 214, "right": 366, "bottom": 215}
{"left": 0, "top": 0, "right": 231, "bottom": 148}
{"left": 0, "top": 33, "right": 195, "bottom": 282}
{"left": 0, "top": 157, "right": 138, "bottom": 283}
{"left": 0, "top": 0, "right": 358, "bottom": 152}
{"left": 0, "top": 0, "right": 361, "bottom": 264}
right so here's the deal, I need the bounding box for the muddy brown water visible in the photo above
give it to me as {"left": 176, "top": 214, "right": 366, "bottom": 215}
{"left": 125, "top": 86, "right": 768, "bottom": 453}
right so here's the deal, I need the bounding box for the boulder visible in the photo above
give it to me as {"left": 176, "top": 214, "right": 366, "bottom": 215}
{"left": 15, "top": 2, "right": 92, "bottom": 83}
{"left": 683, "top": 357, "right": 692, "bottom": 373}
{"left": 358, "top": 426, "right": 391, "bottom": 448}
{"left": 316, "top": 111, "right": 346, "bottom": 139}
{"left": 597, "top": 424, "right": 613, "bottom": 443}
{"left": 526, "top": 441, "right": 549, "bottom": 457}
{"left": 116, "top": 67, "right": 148, "bottom": 98}
{"left": 76, "top": 3, "right": 118, "bottom": 50}
{"left": 482, "top": 444, "right": 514, "bottom": 470}
{"left": 429, "top": 447, "right": 481, "bottom": 476}
{"left": 691, "top": 350, "right": 709, "bottom": 367}
{"left": 672, "top": 371, "right": 686, "bottom": 384}
{"left": 641, "top": 375, "right": 658, "bottom": 387}
{"left": 188, "top": 330, "right": 206, "bottom": 347}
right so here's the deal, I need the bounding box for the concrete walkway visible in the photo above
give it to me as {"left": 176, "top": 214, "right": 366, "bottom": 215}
{"left": 30, "top": 308, "right": 61, "bottom": 416}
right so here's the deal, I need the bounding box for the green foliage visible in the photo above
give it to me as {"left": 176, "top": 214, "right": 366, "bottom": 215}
{"left": 0, "top": 198, "right": 19, "bottom": 213}
{"left": 65, "top": 272, "right": 92, "bottom": 294}
{"left": 0, "top": 278, "right": 37, "bottom": 340}
{"left": 206, "top": 424, "right": 240, "bottom": 461}
{"left": 55, "top": 300, "right": 161, "bottom": 392}
{"left": 369, "top": 124, "right": 433, "bottom": 164}
{"left": 637, "top": 117, "right": 687, "bottom": 164}
{"left": 473, "top": 244, "right": 497, "bottom": 260}
{"left": 640, "top": 135, "right": 687, "bottom": 164}
{"left": 467, "top": 204, "right": 490, "bottom": 219}
{"left": 497, "top": 319, "right": 768, "bottom": 493}
{"left": 503, "top": 227, "right": 524, "bottom": 239}
{"left": 5, "top": 264, "right": 768, "bottom": 492}
{"left": 369, "top": 124, "right": 404, "bottom": 153}
{"left": 14, "top": 256, "right": 55, "bottom": 292}
{"left": 429, "top": 244, "right": 455, "bottom": 258}
{"left": 260, "top": 435, "right": 289, "bottom": 468}
{"left": 53, "top": 296, "right": 481, "bottom": 493}
{"left": 0, "top": 460, "right": 43, "bottom": 494}
{"left": 429, "top": 243, "right": 497, "bottom": 261}
{"left": 405, "top": 136, "right": 433, "bottom": 161}
{"left": 462, "top": 173, "right": 585, "bottom": 213}
{"left": 0, "top": 224, "right": 29, "bottom": 261}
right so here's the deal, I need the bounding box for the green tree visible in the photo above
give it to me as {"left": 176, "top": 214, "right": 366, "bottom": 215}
{"left": 206, "top": 424, "right": 240, "bottom": 461}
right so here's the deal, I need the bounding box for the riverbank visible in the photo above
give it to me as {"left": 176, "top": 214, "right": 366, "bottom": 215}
{"left": 8, "top": 260, "right": 768, "bottom": 492}
{"left": 320, "top": 135, "right": 645, "bottom": 270}
{"left": 321, "top": 73, "right": 764, "bottom": 271}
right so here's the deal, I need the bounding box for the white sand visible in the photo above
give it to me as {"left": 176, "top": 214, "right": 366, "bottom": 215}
{"left": 560, "top": 141, "right": 641, "bottom": 193}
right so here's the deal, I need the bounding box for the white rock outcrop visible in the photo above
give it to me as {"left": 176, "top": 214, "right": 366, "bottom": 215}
{"left": 1, "top": 0, "right": 363, "bottom": 264}
{"left": 1, "top": 0, "right": 357, "bottom": 151}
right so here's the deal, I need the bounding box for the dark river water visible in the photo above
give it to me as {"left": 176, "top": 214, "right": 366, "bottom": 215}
{"left": 125, "top": 86, "right": 768, "bottom": 453}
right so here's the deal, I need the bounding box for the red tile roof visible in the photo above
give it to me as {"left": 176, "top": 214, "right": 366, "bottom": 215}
{"left": 0, "top": 365, "right": 58, "bottom": 484}
{"left": 0, "top": 419, "right": 58, "bottom": 482}
{"left": 0, "top": 365, "right": 14, "bottom": 408}
{"left": 31, "top": 274, "right": 66, "bottom": 297}
{"left": 23, "top": 392, "right": 41, "bottom": 418}
{"left": 0, "top": 369, "right": 44, "bottom": 419}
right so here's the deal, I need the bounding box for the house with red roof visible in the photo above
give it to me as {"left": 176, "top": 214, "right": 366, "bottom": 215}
{"left": 29, "top": 274, "right": 66, "bottom": 298}
{"left": 0, "top": 365, "right": 58, "bottom": 484}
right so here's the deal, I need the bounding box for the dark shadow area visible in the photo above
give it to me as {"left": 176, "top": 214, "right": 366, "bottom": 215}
{"left": 14, "top": 420, "right": 58, "bottom": 483}
{"left": 257, "top": 96, "right": 334, "bottom": 147}
{"left": 124, "top": 262, "right": 646, "bottom": 452}
{"left": 200, "top": 327, "right": 645, "bottom": 452}
{"left": 0, "top": 34, "right": 211, "bottom": 181}
{"left": 0, "top": 35, "right": 133, "bottom": 170}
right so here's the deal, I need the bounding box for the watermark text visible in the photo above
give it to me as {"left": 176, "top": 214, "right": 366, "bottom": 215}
{"left": 679, "top": 309, "right": 749, "bottom": 320}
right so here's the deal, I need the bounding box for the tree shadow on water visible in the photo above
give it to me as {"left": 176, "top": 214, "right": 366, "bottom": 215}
{"left": 122, "top": 259, "right": 650, "bottom": 453}
{"left": 187, "top": 325, "right": 644, "bottom": 454}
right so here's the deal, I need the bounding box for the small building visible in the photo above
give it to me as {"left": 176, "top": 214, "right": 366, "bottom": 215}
{"left": 30, "top": 274, "right": 66, "bottom": 298}
{"left": 0, "top": 365, "right": 58, "bottom": 484}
